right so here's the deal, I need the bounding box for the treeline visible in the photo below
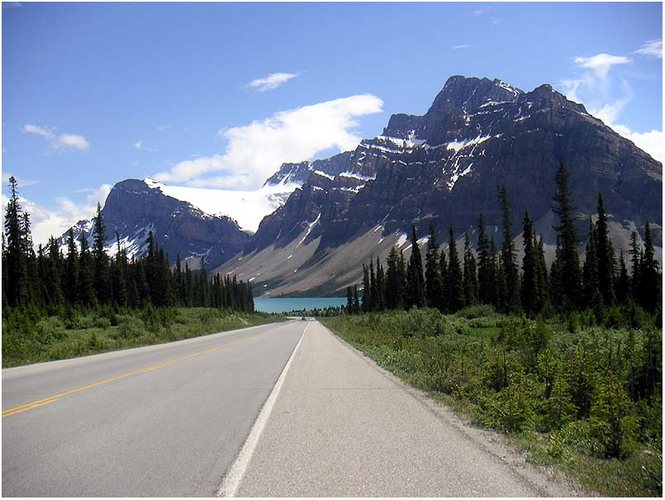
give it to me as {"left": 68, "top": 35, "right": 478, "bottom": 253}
{"left": 348, "top": 163, "right": 661, "bottom": 320}
{"left": 2, "top": 176, "right": 254, "bottom": 314}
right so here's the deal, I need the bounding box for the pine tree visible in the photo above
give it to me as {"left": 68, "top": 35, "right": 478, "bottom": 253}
{"left": 369, "top": 259, "right": 377, "bottom": 311}
{"left": 638, "top": 221, "right": 661, "bottom": 313}
{"left": 488, "top": 236, "right": 499, "bottom": 308}
{"left": 112, "top": 233, "right": 128, "bottom": 307}
{"left": 615, "top": 251, "right": 631, "bottom": 303}
{"left": 375, "top": 256, "right": 385, "bottom": 311}
{"left": 78, "top": 232, "right": 97, "bottom": 306}
{"left": 536, "top": 236, "right": 550, "bottom": 310}
{"left": 499, "top": 186, "right": 520, "bottom": 312}
{"left": 45, "top": 237, "right": 65, "bottom": 308}
{"left": 425, "top": 222, "right": 444, "bottom": 309}
{"left": 361, "top": 264, "right": 371, "bottom": 312}
{"left": 595, "top": 193, "right": 616, "bottom": 305}
{"left": 582, "top": 218, "right": 602, "bottom": 311}
{"left": 4, "top": 176, "right": 30, "bottom": 306}
{"left": 463, "top": 233, "right": 477, "bottom": 306}
{"left": 63, "top": 228, "right": 79, "bottom": 305}
{"left": 406, "top": 226, "right": 426, "bottom": 308}
{"left": 521, "top": 211, "right": 539, "bottom": 315}
{"left": 447, "top": 225, "right": 465, "bottom": 311}
{"left": 438, "top": 248, "right": 449, "bottom": 311}
{"left": 92, "top": 202, "right": 110, "bottom": 303}
{"left": 385, "top": 247, "right": 401, "bottom": 309}
{"left": 476, "top": 214, "right": 491, "bottom": 305}
{"left": 353, "top": 285, "right": 360, "bottom": 313}
{"left": 552, "top": 162, "right": 581, "bottom": 311}
{"left": 397, "top": 250, "right": 407, "bottom": 309}
{"left": 346, "top": 286, "right": 354, "bottom": 314}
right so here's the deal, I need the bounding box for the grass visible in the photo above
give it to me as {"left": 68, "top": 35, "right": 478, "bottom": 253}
{"left": 2, "top": 307, "right": 286, "bottom": 368}
{"left": 320, "top": 307, "right": 662, "bottom": 497}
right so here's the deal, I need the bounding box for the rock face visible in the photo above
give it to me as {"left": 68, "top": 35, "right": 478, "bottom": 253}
{"left": 60, "top": 179, "right": 250, "bottom": 269}
{"left": 247, "top": 76, "right": 661, "bottom": 253}
{"left": 215, "top": 76, "right": 661, "bottom": 296}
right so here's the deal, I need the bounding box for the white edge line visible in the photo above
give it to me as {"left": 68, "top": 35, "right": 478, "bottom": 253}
{"left": 216, "top": 323, "right": 308, "bottom": 497}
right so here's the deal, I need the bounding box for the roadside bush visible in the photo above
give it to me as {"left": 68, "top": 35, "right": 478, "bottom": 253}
{"left": 456, "top": 304, "right": 496, "bottom": 319}
{"left": 34, "top": 316, "right": 66, "bottom": 344}
{"left": 115, "top": 315, "right": 145, "bottom": 339}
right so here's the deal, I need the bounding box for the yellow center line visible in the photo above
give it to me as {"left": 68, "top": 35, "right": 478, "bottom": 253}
{"left": 3, "top": 342, "right": 236, "bottom": 418}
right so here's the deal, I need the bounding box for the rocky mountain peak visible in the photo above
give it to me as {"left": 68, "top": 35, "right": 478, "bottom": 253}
{"left": 427, "top": 75, "right": 523, "bottom": 116}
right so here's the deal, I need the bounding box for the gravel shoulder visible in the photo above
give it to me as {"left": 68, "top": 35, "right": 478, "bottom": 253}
{"left": 236, "top": 320, "right": 586, "bottom": 497}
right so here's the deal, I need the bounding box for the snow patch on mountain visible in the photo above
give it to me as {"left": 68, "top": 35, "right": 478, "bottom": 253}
{"left": 144, "top": 178, "right": 300, "bottom": 232}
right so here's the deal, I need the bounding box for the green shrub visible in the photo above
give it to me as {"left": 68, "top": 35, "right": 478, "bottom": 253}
{"left": 35, "top": 316, "right": 66, "bottom": 344}
{"left": 590, "top": 377, "right": 640, "bottom": 459}
{"left": 115, "top": 315, "right": 145, "bottom": 339}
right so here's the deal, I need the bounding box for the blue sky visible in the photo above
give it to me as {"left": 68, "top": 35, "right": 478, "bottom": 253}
{"left": 2, "top": 2, "right": 662, "bottom": 244}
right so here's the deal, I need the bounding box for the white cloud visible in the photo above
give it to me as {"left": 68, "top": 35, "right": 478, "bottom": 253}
{"left": 153, "top": 94, "right": 383, "bottom": 189}
{"left": 635, "top": 39, "right": 662, "bottom": 58}
{"left": 573, "top": 53, "right": 631, "bottom": 80}
{"left": 450, "top": 44, "right": 470, "bottom": 51}
{"left": 15, "top": 184, "right": 112, "bottom": 246}
{"left": 247, "top": 72, "right": 299, "bottom": 92}
{"left": 22, "top": 124, "right": 90, "bottom": 151}
{"left": 134, "top": 140, "right": 143, "bottom": 150}
{"left": 55, "top": 134, "right": 89, "bottom": 151}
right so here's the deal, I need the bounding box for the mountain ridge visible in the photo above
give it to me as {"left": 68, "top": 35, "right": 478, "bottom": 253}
{"left": 60, "top": 75, "right": 662, "bottom": 295}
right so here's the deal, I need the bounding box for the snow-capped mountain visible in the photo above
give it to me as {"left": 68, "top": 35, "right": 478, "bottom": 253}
{"left": 62, "top": 76, "right": 661, "bottom": 294}
{"left": 213, "top": 76, "right": 661, "bottom": 296}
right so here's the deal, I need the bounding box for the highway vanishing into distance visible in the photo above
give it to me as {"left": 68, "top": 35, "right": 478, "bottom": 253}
{"left": 3, "top": 320, "right": 580, "bottom": 496}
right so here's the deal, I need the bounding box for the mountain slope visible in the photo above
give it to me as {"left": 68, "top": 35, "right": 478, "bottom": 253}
{"left": 214, "top": 76, "right": 662, "bottom": 296}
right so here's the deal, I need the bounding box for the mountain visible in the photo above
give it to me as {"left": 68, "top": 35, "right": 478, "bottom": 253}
{"left": 59, "top": 154, "right": 348, "bottom": 268}
{"left": 58, "top": 179, "right": 250, "bottom": 270}
{"left": 213, "top": 76, "right": 661, "bottom": 296}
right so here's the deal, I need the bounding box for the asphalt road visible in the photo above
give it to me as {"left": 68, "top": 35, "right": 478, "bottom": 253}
{"left": 235, "top": 321, "right": 580, "bottom": 497}
{"left": 2, "top": 320, "right": 304, "bottom": 497}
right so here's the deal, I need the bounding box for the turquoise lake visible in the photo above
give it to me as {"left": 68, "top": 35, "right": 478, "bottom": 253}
{"left": 254, "top": 297, "right": 346, "bottom": 314}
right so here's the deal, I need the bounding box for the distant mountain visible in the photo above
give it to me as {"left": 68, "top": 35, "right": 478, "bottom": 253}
{"left": 213, "top": 76, "right": 661, "bottom": 296}
{"left": 58, "top": 179, "right": 250, "bottom": 270}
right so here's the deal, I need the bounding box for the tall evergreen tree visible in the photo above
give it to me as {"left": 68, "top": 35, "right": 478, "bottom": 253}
{"left": 638, "top": 221, "right": 661, "bottom": 313}
{"left": 582, "top": 218, "right": 602, "bottom": 310}
{"left": 463, "top": 233, "right": 477, "bottom": 306}
{"left": 78, "top": 232, "right": 97, "bottom": 306}
{"left": 353, "top": 285, "right": 360, "bottom": 314}
{"left": 595, "top": 193, "right": 616, "bottom": 305}
{"left": 615, "top": 251, "right": 631, "bottom": 303}
{"left": 91, "top": 202, "right": 110, "bottom": 303}
{"left": 361, "top": 264, "right": 371, "bottom": 312}
{"left": 551, "top": 162, "right": 581, "bottom": 311}
{"left": 45, "top": 237, "right": 65, "bottom": 308}
{"left": 385, "top": 247, "right": 402, "bottom": 309}
{"left": 438, "top": 248, "right": 449, "bottom": 311}
{"left": 4, "top": 176, "right": 30, "bottom": 306}
{"left": 346, "top": 286, "right": 354, "bottom": 314}
{"left": 536, "top": 236, "right": 550, "bottom": 311}
{"left": 63, "top": 228, "right": 79, "bottom": 305}
{"left": 447, "top": 225, "right": 465, "bottom": 311}
{"left": 476, "top": 214, "right": 492, "bottom": 305}
{"left": 521, "top": 211, "right": 540, "bottom": 315}
{"left": 375, "top": 256, "right": 386, "bottom": 311}
{"left": 425, "top": 222, "right": 444, "bottom": 309}
{"left": 406, "top": 226, "right": 426, "bottom": 308}
{"left": 499, "top": 186, "right": 520, "bottom": 312}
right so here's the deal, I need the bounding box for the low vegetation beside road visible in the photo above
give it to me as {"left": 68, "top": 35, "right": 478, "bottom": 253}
{"left": 2, "top": 307, "right": 285, "bottom": 368}
{"left": 321, "top": 307, "right": 662, "bottom": 497}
